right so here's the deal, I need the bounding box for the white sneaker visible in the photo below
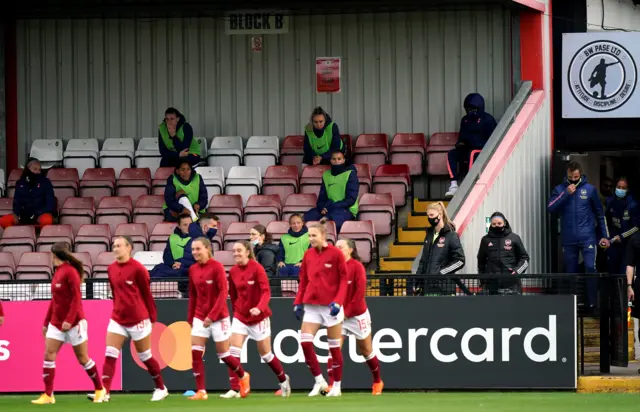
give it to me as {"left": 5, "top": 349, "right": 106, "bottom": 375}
{"left": 308, "top": 380, "right": 328, "bottom": 397}
{"left": 86, "top": 393, "right": 110, "bottom": 403}
{"left": 280, "top": 375, "right": 292, "bottom": 397}
{"left": 220, "top": 390, "right": 240, "bottom": 399}
{"left": 326, "top": 386, "right": 342, "bottom": 397}
{"left": 151, "top": 386, "right": 169, "bottom": 402}
{"left": 445, "top": 181, "right": 459, "bottom": 198}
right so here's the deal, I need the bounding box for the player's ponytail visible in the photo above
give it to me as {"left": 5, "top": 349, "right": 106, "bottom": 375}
{"left": 51, "top": 241, "right": 85, "bottom": 282}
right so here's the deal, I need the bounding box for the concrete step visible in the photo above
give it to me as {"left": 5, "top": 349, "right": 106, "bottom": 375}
{"left": 388, "top": 243, "right": 423, "bottom": 258}
{"left": 398, "top": 227, "right": 427, "bottom": 243}
{"left": 413, "top": 199, "right": 449, "bottom": 213}
{"left": 578, "top": 376, "right": 640, "bottom": 393}
{"left": 408, "top": 214, "right": 429, "bottom": 228}
{"left": 379, "top": 258, "right": 414, "bottom": 272}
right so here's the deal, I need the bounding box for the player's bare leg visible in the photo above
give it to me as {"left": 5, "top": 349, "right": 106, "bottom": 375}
{"left": 190, "top": 335, "right": 209, "bottom": 400}
{"left": 73, "top": 340, "right": 106, "bottom": 402}
{"left": 133, "top": 334, "right": 168, "bottom": 401}
{"left": 325, "top": 323, "right": 344, "bottom": 397}
{"left": 215, "top": 339, "right": 250, "bottom": 398}
{"left": 256, "top": 336, "right": 291, "bottom": 397}
{"left": 32, "top": 338, "right": 64, "bottom": 404}
{"left": 356, "top": 335, "right": 383, "bottom": 395}
{"left": 301, "top": 322, "right": 327, "bottom": 396}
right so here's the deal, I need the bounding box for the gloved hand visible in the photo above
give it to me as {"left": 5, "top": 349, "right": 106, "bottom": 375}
{"left": 329, "top": 302, "right": 341, "bottom": 316}
{"left": 294, "top": 304, "right": 304, "bottom": 321}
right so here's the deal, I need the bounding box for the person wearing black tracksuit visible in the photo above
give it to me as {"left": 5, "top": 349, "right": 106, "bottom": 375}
{"left": 605, "top": 177, "right": 640, "bottom": 274}
{"left": 477, "top": 212, "right": 530, "bottom": 295}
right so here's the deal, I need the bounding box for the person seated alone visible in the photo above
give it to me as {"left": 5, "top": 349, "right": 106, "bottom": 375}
{"left": 303, "top": 106, "right": 345, "bottom": 167}
{"left": 0, "top": 158, "right": 56, "bottom": 229}
{"left": 188, "top": 213, "right": 219, "bottom": 255}
{"left": 277, "top": 214, "right": 310, "bottom": 278}
{"left": 163, "top": 160, "right": 208, "bottom": 222}
{"left": 304, "top": 150, "right": 359, "bottom": 233}
{"left": 150, "top": 214, "right": 193, "bottom": 278}
{"left": 158, "top": 107, "right": 201, "bottom": 167}
{"left": 445, "top": 93, "right": 497, "bottom": 197}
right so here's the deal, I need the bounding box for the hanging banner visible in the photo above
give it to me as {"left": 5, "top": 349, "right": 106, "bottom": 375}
{"left": 225, "top": 11, "right": 289, "bottom": 35}
{"left": 316, "top": 57, "right": 341, "bottom": 93}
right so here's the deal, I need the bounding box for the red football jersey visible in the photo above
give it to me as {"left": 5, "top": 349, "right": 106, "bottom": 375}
{"left": 294, "top": 244, "right": 348, "bottom": 307}
{"left": 108, "top": 258, "right": 157, "bottom": 327}
{"left": 229, "top": 259, "right": 272, "bottom": 325}
{"left": 343, "top": 258, "right": 368, "bottom": 318}
{"left": 44, "top": 262, "right": 85, "bottom": 329}
{"left": 188, "top": 258, "right": 228, "bottom": 324}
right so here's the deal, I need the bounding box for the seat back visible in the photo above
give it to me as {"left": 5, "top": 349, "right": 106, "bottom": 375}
{"left": 137, "top": 137, "right": 159, "bottom": 151}
{"left": 30, "top": 139, "right": 64, "bottom": 163}
{"left": 211, "top": 136, "right": 244, "bottom": 152}
{"left": 102, "top": 138, "right": 135, "bottom": 152}
{"left": 66, "top": 138, "right": 100, "bottom": 152}
{"left": 119, "top": 168, "right": 151, "bottom": 181}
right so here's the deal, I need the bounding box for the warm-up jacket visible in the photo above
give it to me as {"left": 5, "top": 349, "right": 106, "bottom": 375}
{"left": 477, "top": 228, "right": 530, "bottom": 274}
{"left": 302, "top": 114, "right": 343, "bottom": 164}
{"left": 457, "top": 93, "right": 498, "bottom": 150}
{"left": 254, "top": 242, "right": 279, "bottom": 278}
{"left": 416, "top": 225, "right": 465, "bottom": 275}
{"left": 13, "top": 173, "right": 56, "bottom": 218}
{"left": 606, "top": 193, "right": 640, "bottom": 240}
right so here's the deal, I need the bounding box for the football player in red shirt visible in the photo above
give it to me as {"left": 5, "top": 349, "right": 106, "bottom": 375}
{"left": 188, "top": 237, "right": 251, "bottom": 400}
{"left": 31, "top": 242, "right": 106, "bottom": 404}
{"left": 94, "top": 236, "right": 168, "bottom": 402}
{"left": 221, "top": 240, "right": 291, "bottom": 398}
{"left": 294, "top": 223, "right": 348, "bottom": 397}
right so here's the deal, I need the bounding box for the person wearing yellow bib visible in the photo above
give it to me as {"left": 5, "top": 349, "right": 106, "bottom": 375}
{"left": 303, "top": 107, "right": 345, "bottom": 167}
{"left": 304, "top": 151, "right": 358, "bottom": 234}
{"left": 150, "top": 214, "right": 193, "bottom": 278}
{"left": 163, "top": 160, "right": 208, "bottom": 222}
{"left": 159, "top": 107, "right": 201, "bottom": 167}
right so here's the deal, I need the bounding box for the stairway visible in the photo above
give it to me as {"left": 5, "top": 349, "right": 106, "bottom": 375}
{"left": 579, "top": 317, "right": 635, "bottom": 364}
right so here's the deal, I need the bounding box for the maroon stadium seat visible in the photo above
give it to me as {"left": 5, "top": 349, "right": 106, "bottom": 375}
{"left": 426, "top": 132, "right": 459, "bottom": 152}
{"left": 338, "top": 220, "right": 376, "bottom": 264}
{"left": 92, "top": 251, "right": 115, "bottom": 279}
{"left": 282, "top": 193, "right": 317, "bottom": 222}
{"left": 96, "top": 196, "right": 133, "bottom": 235}
{"left": 0, "top": 252, "right": 16, "bottom": 280}
{"left": 72, "top": 252, "right": 93, "bottom": 279}
{"left": 373, "top": 164, "right": 411, "bottom": 207}
{"left": 353, "top": 134, "right": 388, "bottom": 175}
{"left": 306, "top": 220, "right": 337, "bottom": 245}
{"left": 114, "top": 223, "right": 149, "bottom": 254}
{"left": 149, "top": 222, "right": 177, "bottom": 251}
{"left": 0, "top": 198, "right": 13, "bottom": 216}
{"left": 223, "top": 221, "right": 259, "bottom": 250}
{"left": 215, "top": 250, "right": 236, "bottom": 273}
{"left": 353, "top": 164, "right": 372, "bottom": 197}
{"left": 390, "top": 133, "right": 426, "bottom": 175}
{"left": 74, "top": 224, "right": 112, "bottom": 264}
{"left": 133, "top": 195, "right": 165, "bottom": 234}
{"left": 280, "top": 135, "right": 304, "bottom": 170}
{"left": 207, "top": 194, "right": 244, "bottom": 227}
{"left": 0, "top": 225, "right": 37, "bottom": 265}
{"left": 262, "top": 165, "right": 299, "bottom": 206}
{"left": 152, "top": 167, "right": 175, "bottom": 196}
{"left": 300, "top": 165, "right": 329, "bottom": 194}
{"left": 358, "top": 193, "right": 395, "bottom": 237}
{"left": 341, "top": 134, "right": 353, "bottom": 159}
{"left": 47, "top": 168, "right": 80, "bottom": 211}
{"left": 80, "top": 168, "right": 116, "bottom": 205}
{"left": 6, "top": 168, "right": 23, "bottom": 198}
{"left": 36, "top": 224, "right": 75, "bottom": 252}
{"left": 16, "top": 252, "right": 53, "bottom": 280}
{"left": 116, "top": 168, "right": 151, "bottom": 206}
{"left": 266, "top": 221, "right": 290, "bottom": 243}
{"left": 244, "top": 195, "right": 282, "bottom": 227}
{"left": 59, "top": 197, "right": 96, "bottom": 236}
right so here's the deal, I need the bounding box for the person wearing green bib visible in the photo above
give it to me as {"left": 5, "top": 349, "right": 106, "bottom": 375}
{"left": 150, "top": 214, "right": 193, "bottom": 278}
{"left": 277, "top": 214, "right": 310, "bottom": 278}
{"left": 158, "top": 107, "right": 201, "bottom": 167}
{"left": 304, "top": 150, "right": 359, "bottom": 234}
{"left": 303, "top": 107, "right": 345, "bottom": 166}
{"left": 163, "top": 160, "right": 208, "bottom": 222}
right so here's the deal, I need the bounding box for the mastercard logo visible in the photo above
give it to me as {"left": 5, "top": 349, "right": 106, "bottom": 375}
{"left": 130, "top": 321, "right": 203, "bottom": 372}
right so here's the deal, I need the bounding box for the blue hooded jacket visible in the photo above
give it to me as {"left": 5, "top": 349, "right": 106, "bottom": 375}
{"left": 164, "top": 169, "right": 209, "bottom": 214}
{"left": 606, "top": 193, "right": 640, "bottom": 240}
{"left": 276, "top": 226, "right": 311, "bottom": 263}
{"left": 13, "top": 172, "right": 56, "bottom": 218}
{"left": 458, "top": 93, "right": 498, "bottom": 150}
{"left": 303, "top": 114, "right": 343, "bottom": 164}
{"left": 548, "top": 175, "right": 609, "bottom": 245}
{"left": 316, "top": 164, "right": 359, "bottom": 211}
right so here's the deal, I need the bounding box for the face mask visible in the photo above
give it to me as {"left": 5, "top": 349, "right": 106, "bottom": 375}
{"left": 568, "top": 178, "right": 580, "bottom": 185}
{"left": 490, "top": 226, "right": 505, "bottom": 234}
{"left": 207, "top": 228, "right": 217, "bottom": 238}
{"left": 251, "top": 239, "right": 260, "bottom": 246}
{"left": 616, "top": 188, "right": 627, "bottom": 198}
{"left": 427, "top": 217, "right": 440, "bottom": 227}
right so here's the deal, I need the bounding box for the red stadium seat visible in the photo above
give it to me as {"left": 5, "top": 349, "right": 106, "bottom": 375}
{"left": 262, "top": 165, "right": 299, "bottom": 206}
{"left": 72, "top": 252, "right": 93, "bottom": 279}
{"left": 0, "top": 225, "right": 37, "bottom": 265}
{"left": 16, "top": 252, "right": 53, "bottom": 280}
{"left": 149, "top": 222, "right": 177, "bottom": 251}
{"left": 152, "top": 167, "right": 174, "bottom": 196}
{"left": 338, "top": 220, "right": 375, "bottom": 264}
{"left": 390, "top": 133, "right": 426, "bottom": 175}
{"left": 354, "top": 164, "right": 372, "bottom": 197}
{"left": 133, "top": 195, "right": 165, "bottom": 233}
{"left": 280, "top": 135, "right": 304, "bottom": 170}
{"left": 306, "top": 220, "right": 337, "bottom": 245}
{"left": 114, "top": 223, "right": 149, "bottom": 254}
{"left": 215, "top": 250, "right": 236, "bottom": 273}
{"left": 266, "top": 221, "right": 290, "bottom": 243}
{"left": 47, "top": 168, "right": 80, "bottom": 211}
{"left": 353, "top": 134, "right": 388, "bottom": 175}
{"left": 373, "top": 164, "right": 411, "bottom": 207}
{"left": 282, "top": 193, "right": 317, "bottom": 222}
{"left": 207, "top": 194, "right": 244, "bottom": 227}
{"left": 96, "top": 196, "right": 133, "bottom": 235}
{"left": 59, "top": 197, "right": 96, "bottom": 236}
{"left": 0, "top": 198, "right": 13, "bottom": 216}
{"left": 358, "top": 193, "right": 395, "bottom": 237}
{"left": 0, "top": 251, "right": 16, "bottom": 280}
{"left": 427, "top": 132, "right": 458, "bottom": 152}
{"left": 36, "top": 224, "right": 75, "bottom": 252}
{"left": 223, "top": 222, "right": 259, "bottom": 250}
{"left": 74, "top": 224, "right": 111, "bottom": 264}
{"left": 341, "top": 134, "right": 353, "bottom": 160}
{"left": 80, "top": 168, "right": 116, "bottom": 205}
{"left": 300, "top": 165, "right": 329, "bottom": 194}
{"left": 6, "top": 168, "right": 22, "bottom": 198}
{"left": 92, "top": 251, "right": 115, "bottom": 279}
{"left": 116, "top": 168, "right": 151, "bottom": 206}
{"left": 244, "top": 195, "right": 282, "bottom": 227}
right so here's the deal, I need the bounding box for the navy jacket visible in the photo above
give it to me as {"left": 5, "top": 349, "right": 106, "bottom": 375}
{"left": 548, "top": 175, "right": 609, "bottom": 245}
{"left": 180, "top": 222, "right": 218, "bottom": 268}
{"left": 303, "top": 114, "right": 343, "bottom": 164}
{"left": 164, "top": 170, "right": 208, "bottom": 213}
{"left": 316, "top": 164, "right": 359, "bottom": 211}
{"left": 276, "top": 226, "right": 311, "bottom": 263}
{"left": 13, "top": 174, "right": 56, "bottom": 218}
{"left": 150, "top": 227, "right": 191, "bottom": 278}
{"left": 606, "top": 194, "right": 640, "bottom": 240}
{"left": 458, "top": 93, "right": 498, "bottom": 150}
{"left": 158, "top": 113, "right": 198, "bottom": 165}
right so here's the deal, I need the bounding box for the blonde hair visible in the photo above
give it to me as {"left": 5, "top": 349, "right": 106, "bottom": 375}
{"left": 193, "top": 237, "right": 213, "bottom": 257}
{"left": 235, "top": 240, "right": 256, "bottom": 260}
{"left": 308, "top": 223, "right": 326, "bottom": 238}
{"left": 426, "top": 202, "right": 456, "bottom": 231}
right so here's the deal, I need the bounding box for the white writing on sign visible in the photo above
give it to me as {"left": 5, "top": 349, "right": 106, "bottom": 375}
{"left": 225, "top": 13, "right": 289, "bottom": 35}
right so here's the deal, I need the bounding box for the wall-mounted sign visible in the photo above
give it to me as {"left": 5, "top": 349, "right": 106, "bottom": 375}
{"left": 316, "top": 57, "right": 341, "bottom": 93}
{"left": 225, "top": 11, "right": 289, "bottom": 35}
{"left": 251, "top": 36, "right": 263, "bottom": 52}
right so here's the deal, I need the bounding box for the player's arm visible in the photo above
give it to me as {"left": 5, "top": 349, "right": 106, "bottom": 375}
{"left": 352, "top": 263, "right": 367, "bottom": 306}
{"left": 254, "top": 264, "right": 271, "bottom": 312}
{"left": 333, "top": 252, "right": 349, "bottom": 306}
{"left": 187, "top": 269, "right": 196, "bottom": 325}
{"left": 293, "top": 256, "right": 309, "bottom": 306}
{"left": 43, "top": 299, "right": 53, "bottom": 327}
{"left": 136, "top": 265, "right": 157, "bottom": 323}
{"left": 63, "top": 270, "right": 81, "bottom": 325}
{"left": 228, "top": 270, "right": 238, "bottom": 308}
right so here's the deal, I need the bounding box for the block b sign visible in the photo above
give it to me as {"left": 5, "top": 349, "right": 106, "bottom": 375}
{"left": 225, "top": 11, "right": 289, "bottom": 35}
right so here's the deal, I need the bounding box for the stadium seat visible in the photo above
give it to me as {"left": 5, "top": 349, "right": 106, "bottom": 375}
{"left": 358, "top": 193, "right": 395, "bottom": 237}
{"left": 47, "top": 168, "right": 80, "bottom": 211}
{"left": 207, "top": 194, "right": 243, "bottom": 227}
{"left": 225, "top": 166, "right": 262, "bottom": 206}
{"left": 99, "top": 138, "right": 135, "bottom": 178}
{"left": 353, "top": 134, "right": 388, "bottom": 175}
{"left": 72, "top": 252, "right": 93, "bottom": 279}
{"left": 16, "top": 252, "right": 53, "bottom": 280}
{"left": 208, "top": 136, "right": 244, "bottom": 177}
{"left": 0, "top": 168, "right": 5, "bottom": 197}
{"left": 6, "top": 168, "right": 22, "bottom": 198}
{"left": 373, "top": 164, "right": 411, "bottom": 207}
{"left": 133, "top": 195, "right": 165, "bottom": 233}
{"left": 149, "top": 222, "right": 177, "bottom": 251}
{"left": 36, "top": 224, "right": 75, "bottom": 252}
{"left": 116, "top": 168, "right": 152, "bottom": 206}
{"left": 75, "top": 224, "right": 112, "bottom": 264}
{"left": 300, "top": 165, "right": 329, "bottom": 194}
{"left": 282, "top": 193, "right": 317, "bottom": 221}
{"left": 262, "top": 165, "right": 299, "bottom": 206}
{"left": 196, "top": 137, "right": 209, "bottom": 160}
{"left": 0, "top": 225, "right": 37, "bottom": 265}
{"left": 63, "top": 138, "right": 100, "bottom": 179}
{"left": 223, "top": 221, "right": 259, "bottom": 250}
{"left": 215, "top": 250, "right": 236, "bottom": 273}
{"left": 426, "top": 133, "right": 458, "bottom": 197}
{"left": 390, "top": 133, "right": 426, "bottom": 176}
{"left": 195, "top": 166, "right": 224, "bottom": 196}
{"left": 80, "top": 168, "right": 116, "bottom": 205}
{"left": 280, "top": 135, "right": 304, "bottom": 173}
{"left": 59, "top": 197, "right": 96, "bottom": 236}
{"left": 338, "top": 220, "right": 376, "bottom": 264}
{"left": 134, "top": 137, "right": 162, "bottom": 177}
{"left": 354, "top": 164, "right": 373, "bottom": 197}
{"left": 341, "top": 134, "right": 353, "bottom": 160}
{"left": 30, "top": 139, "right": 64, "bottom": 169}
{"left": 306, "top": 220, "right": 336, "bottom": 245}
{"left": 114, "top": 223, "right": 149, "bottom": 254}
{"left": 0, "top": 198, "right": 13, "bottom": 216}
{"left": 96, "top": 196, "right": 133, "bottom": 235}
{"left": 244, "top": 195, "right": 282, "bottom": 227}
{"left": 92, "top": 251, "right": 115, "bottom": 279}
{"left": 0, "top": 252, "right": 16, "bottom": 280}
{"left": 243, "top": 136, "right": 280, "bottom": 177}
{"left": 152, "top": 167, "right": 174, "bottom": 196}
{"left": 266, "top": 221, "right": 290, "bottom": 243}
{"left": 133, "top": 250, "right": 163, "bottom": 270}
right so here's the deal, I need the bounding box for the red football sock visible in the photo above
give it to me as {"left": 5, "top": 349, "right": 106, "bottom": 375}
{"left": 262, "top": 352, "right": 286, "bottom": 383}
{"left": 366, "top": 353, "right": 382, "bottom": 383}
{"left": 191, "top": 348, "right": 205, "bottom": 391}
{"left": 228, "top": 347, "right": 241, "bottom": 391}
{"left": 142, "top": 357, "right": 165, "bottom": 390}
{"left": 300, "top": 339, "right": 322, "bottom": 378}
{"left": 43, "top": 361, "right": 56, "bottom": 396}
{"left": 329, "top": 345, "right": 343, "bottom": 382}
{"left": 83, "top": 359, "right": 104, "bottom": 390}
{"left": 102, "top": 347, "right": 119, "bottom": 394}
{"left": 327, "top": 357, "right": 334, "bottom": 386}
{"left": 219, "top": 352, "right": 245, "bottom": 378}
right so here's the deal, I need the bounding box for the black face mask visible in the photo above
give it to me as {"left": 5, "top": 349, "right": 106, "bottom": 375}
{"left": 489, "top": 226, "right": 505, "bottom": 234}
{"left": 568, "top": 178, "right": 580, "bottom": 185}
{"left": 428, "top": 217, "right": 440, "bottom": 227}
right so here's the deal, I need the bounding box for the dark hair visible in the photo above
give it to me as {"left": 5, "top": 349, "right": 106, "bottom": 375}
{"left": 52, "top": 242, "right": 85, "bottom": 282}
{"left": 175, "top": 160, "right": 192, "bottom": 171}
{"left": 199, "top": 212, "right": 219, "bottom": 222}
{"left": 235, "top": 240, "right": 255, "bottom": 260}
{"left": 330, "top": 149, "right": 345, "bottom": 157}
{"left": 21, "top": 158, "right": 41, "bottom": 179}
{"left": 177, "top": 214, "right": 192, "bottom": 226}
{"left": 165, "top": 107, "right": 180, "bottom": 117}
{"left": 567, "top": 161, "right": 582, "bottom": 174}
{"left": 252, "top": 224, "right": 273, "bottom": 243}
{"left": 342, "top": 238, "right": 362, "bottom": 263}
{"left": 490, "top": 211, "right": 511, "bottom": 229}
{"left": 289, "top": 213, "right": 304, "bottom": 224}
{"left": 311, "top": 106, "right": 328, "bottom": 122}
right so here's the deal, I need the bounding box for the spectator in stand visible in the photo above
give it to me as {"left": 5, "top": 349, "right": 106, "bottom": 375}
{"left": 277, "top": 214, "right": 310, "bottom": 278}
{"left": 477, "top": 212, "right": 530, "bottom": 295}
{"left": 158, "top": 107, "right": 201, "bottom": 167}
{"left": 302, "top": 107, "right": 345, "bottom": 167}
{"left": 0, "top": 158, "right": 56, "bottom": 229}
{"left": 250, "top": 225, "right": 279, "bottom": 278}
{"left": 163, "top": 160, "right": 208, "bottom": 222}
{"left": 304, "top": 150, "right": 358, "bottom": 234}
{"left": 548, "top": 161, "right": 610, "bottom": 308}
{"left": 188, "top": 213, "right": 219, "bottom": 247}
{"left": 445, "top": 93, "right": 498, "bottom": 197}
{"left": 150, "top": 215, "right": 193, "bottom": 278}
{"left": 606, "top": 177, "right": 640, "bottom": 274}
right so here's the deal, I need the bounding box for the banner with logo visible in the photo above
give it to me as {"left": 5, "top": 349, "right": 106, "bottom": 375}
{"left": 562, "top": 32, "right": 640, "bottom": 118}
{"left": 316, "top": 57, "right": 341, "bottom": 93}
{"left": 0, "top": 300, "right": 122, "bottom": 392}
{"left": 121, "top": 296, "right": 576, "bottom": 391}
